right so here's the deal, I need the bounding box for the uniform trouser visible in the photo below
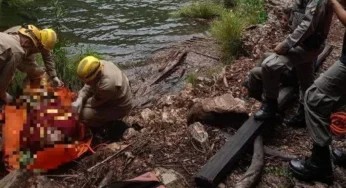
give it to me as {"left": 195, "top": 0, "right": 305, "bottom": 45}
{"left": 305, "top": 60, "right": 346, "bottom": 147}
{"left": 80, "top": 105, "right": 132, "bottom": 127}
{"left": 247, "top": 66, "right": 297, "bottom": 101}
{"left": 261, "top": 46, "right": 321, "bottom": 103}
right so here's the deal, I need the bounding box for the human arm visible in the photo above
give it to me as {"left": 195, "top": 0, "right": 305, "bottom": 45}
{"left": 276, "top": 0, "right": 324, "bottom": 54}
{"left": 72, "top": 84, "right": 93, "bottom": 113}
{"left": 85, "top": 83, "right": 115, "bottom": 108}
{"left": 330, "top": 0, "right": 346, "bottom": 26}
{"left": 41, "top": 49, "right": 63, "bottom": 87}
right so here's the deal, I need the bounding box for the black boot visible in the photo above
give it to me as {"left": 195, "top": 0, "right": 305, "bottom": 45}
{"left": 254, "top": 98, "right": 279, "bottom": 120}
{"left": 332, "top": 149, "right": 346, "bottom": 168}
{"left": 284, "top": 104, "right": 305, "bottom": 127}
{"left": 289, "top": 144, "right": 333, "bottom": 184}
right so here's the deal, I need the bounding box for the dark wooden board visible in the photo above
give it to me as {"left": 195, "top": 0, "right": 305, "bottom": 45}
{"left": 195, "top": 87, "right": 294, "bottom": 188}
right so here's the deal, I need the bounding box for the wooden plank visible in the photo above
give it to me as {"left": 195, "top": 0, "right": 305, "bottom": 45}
{"left": 195, "top": 87, "right": 294, "bottom": 188}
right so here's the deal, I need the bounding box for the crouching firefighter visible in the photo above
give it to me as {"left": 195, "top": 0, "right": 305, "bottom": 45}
{"left": 71, "top": 56, "right": 133, "bottom": 128}
{"left": 246, "top": 0, "right": 333, "bottom": 121}
{"left": 289, "top": 0, "right": 346, "bottom": 183}
{"left": 0, "top": 25, "right": 63, "bottom": 105}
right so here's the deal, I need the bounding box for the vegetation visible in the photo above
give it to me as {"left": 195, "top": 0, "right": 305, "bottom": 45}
{"left": 175, "top": 0, "right": 267, "bottom": 63}
{"left": 186, "top": 72, "right": 197, "bottom": 87}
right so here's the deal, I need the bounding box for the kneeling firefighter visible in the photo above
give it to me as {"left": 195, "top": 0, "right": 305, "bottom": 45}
{"left": 72, "top": 56, "right": 133, "bottom": 129}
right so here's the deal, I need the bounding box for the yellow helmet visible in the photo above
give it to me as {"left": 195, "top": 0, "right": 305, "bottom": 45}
{"left": 77, "top": 56, "right": 103, "bottom": 82}
{"left": 18, "top": 25, "right": 42, "bottom": 48}
{"left": 19, "top": 25, "right": 58, "bottom": 50}
{"left": 40, "top": 29, "right": 58, "bottom": 50}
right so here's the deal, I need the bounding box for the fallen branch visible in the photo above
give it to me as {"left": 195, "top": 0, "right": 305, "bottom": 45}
{"left": 98, "top": 170, "right": 113, "bottom": 188}
{"left": 263, "top": 146, "right": 298, "bottom": 161}
{"left": 235, "top": 135, "right": 264, "bottom": 188}
{"left": 223, "top": 132, "right": 298, "bottom": 161}
{"left": 150, "top": 51, "right": 187, "bottom": 86}
{"left": 87, "top": 144, "right": 131, "bottom": 172}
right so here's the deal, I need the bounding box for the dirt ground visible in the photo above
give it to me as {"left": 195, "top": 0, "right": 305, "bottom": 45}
{"left": 24, "top": 0, "right": 346, "bottom": 187}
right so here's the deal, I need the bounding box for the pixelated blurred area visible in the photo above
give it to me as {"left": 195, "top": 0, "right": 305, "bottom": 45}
{"left": 2, "top": 74, "right": 91, "bottom": 172}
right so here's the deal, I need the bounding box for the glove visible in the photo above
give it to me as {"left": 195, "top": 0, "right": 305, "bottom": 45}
{"left": 71, "top": 98, "right": 83, "bottom": 113}
{"left": 274, "top": 41, "right": 290, "bottom": 55}
{"left": 51, "top": 77, "right": 64, "bottom": 88}
{"left": 5, "top": 93, "right": 13, "bottom": 104}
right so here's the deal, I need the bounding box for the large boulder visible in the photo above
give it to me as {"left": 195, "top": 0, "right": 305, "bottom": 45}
{"left": 187, "top": 94, "right": 249, "bottom": 126}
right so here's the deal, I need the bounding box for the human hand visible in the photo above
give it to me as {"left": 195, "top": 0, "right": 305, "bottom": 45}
{"left": 51, "top": 77, "right": 64, "bottom": 88}
{"left": 274, "top": 41, "right": 290, "bottom": 55}
{"left": 71, "top": 98, "right": 83, "bottom": 113}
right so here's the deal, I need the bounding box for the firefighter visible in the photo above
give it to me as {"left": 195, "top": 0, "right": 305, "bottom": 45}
{"left": 0, "top": 24, "right": 62, "bottom": 104}
{"left": 251, "top": 0, "right": 333, "bottom": 121}
{"left": 289, "top": 0, "right": 346, "bottom": 183}
{"left": 71, "top": 56, "right": 132, "bottom": 127}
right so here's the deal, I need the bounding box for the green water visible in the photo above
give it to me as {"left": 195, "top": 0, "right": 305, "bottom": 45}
{"left": 0, "top": 0, "right": 207, "bottom": 64}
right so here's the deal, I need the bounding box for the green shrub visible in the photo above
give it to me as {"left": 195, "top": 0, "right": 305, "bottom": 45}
{"left": 173, "top": 1, "right": 226, "bottom": 19}
{"left": 210, "top": 0, "right": 267, "bottom": 62}
{"left": 210, "top": 11, "right": 245, "bottom": 60}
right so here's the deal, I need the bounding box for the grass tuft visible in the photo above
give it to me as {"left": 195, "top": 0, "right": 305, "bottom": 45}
{"left": 210, "top": 0, "right": 267, "bottom": 62}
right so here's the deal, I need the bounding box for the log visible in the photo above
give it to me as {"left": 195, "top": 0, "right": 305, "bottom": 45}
{"left": 195, "top": 87, "right": 295, "bottom": 188}
{"left": 263, "top": 146, "right": 298, "bottom": 161}
{"left": 235, "top": 135, "right": 264, "bottom": 188}
{"left": 222, "top": 131, "right": 298, "bottom": 161}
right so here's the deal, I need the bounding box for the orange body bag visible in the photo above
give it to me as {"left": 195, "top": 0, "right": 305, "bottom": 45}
{"left": 2, "top": 79, "right": 92, "bottom": 171}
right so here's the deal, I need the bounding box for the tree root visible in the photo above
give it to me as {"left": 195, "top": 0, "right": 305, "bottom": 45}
{"left": 235, "top": 135, "right": 264, "bottom": 188}
{"left": 264, "top": 146, "right": 298, "bottom": 161}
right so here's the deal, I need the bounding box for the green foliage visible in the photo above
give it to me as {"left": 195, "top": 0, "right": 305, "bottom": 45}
{"left": 186, "top": 72, "right": 197, "bottom": 87}
{"left": 53, "top": 43, "right": 101, "bottom": 91}
{"left": 210, "top": 0, "right": 267, "bottom": 62}
{"left": 210, "top": 11, "right": 244, "bottom": 59}
{"left": 235, "top": 0, "right": 267, "bottom": 24}
{"left": 172, "top": 1, "right": 226, "bottom": 19}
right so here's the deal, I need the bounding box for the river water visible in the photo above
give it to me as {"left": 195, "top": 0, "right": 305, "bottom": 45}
{"left": 0, "top": 0, "right": 207, "bottom": 64}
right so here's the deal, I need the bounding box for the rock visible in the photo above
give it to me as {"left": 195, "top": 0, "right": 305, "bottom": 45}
{"left": 141, "top": 108, "right": 155, "bottom": 123}
{"left": 162, "top": 111, "right": 172, "bottom": 124}
{"left": 188, "top": 122, "right": 209, "bottom": 151}
{"left": 34, "top": 176, "right": 63, "bottom": 188}
{"left": 160, "top": 95, "right": 175, "bottom": 106}
{"left": 0, "top": 171, "right": 62, "bottom": 188}
{"left": 154, "top": 168, "right": 185, "bottom": 188}
{"left": 187, "top": 94, "right": 249, "bottom": 126}
{"left": 218, "top": 183, "right": 226, "bottom": 188}
{"left": 107, "top": 143, "right": 121, "bottom": 151}
{"left": 123, "top": 128, "right": 139, "bottom": 140}
{"left": 0, "top": 170, "right": 30, "bottom": 188}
